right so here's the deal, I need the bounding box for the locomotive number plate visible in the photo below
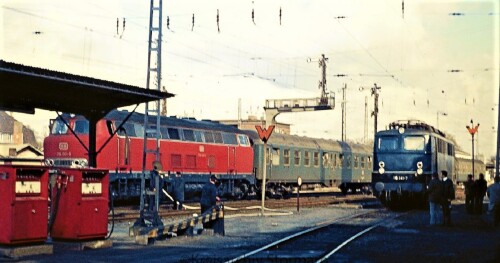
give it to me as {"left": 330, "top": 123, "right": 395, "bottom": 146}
{"left": 15, "top": 181, "right": 41, "bottom": 194}
{"left": 82, "top": 183, "right": 102, "bottom": 195}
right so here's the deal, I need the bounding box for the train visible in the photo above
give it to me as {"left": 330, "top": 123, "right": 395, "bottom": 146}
{"left": 43, "top": 109, "right": 372, "bottom": 202}
{"left": 371, "top": 120, "right": 456, "bottom": 209}
{"left": 371, "top": 120, "right": 490, "bottom": 209}
{"left": 454, "top": 151, "right": 486, "bottom": 185}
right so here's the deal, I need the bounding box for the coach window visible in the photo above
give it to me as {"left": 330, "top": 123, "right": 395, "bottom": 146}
{"left": 360, "top": 156, "right": 366, "bottom": 169}
{"left": 354, "top": 155, "right": 359, "bottom": 168}
{"left": 283, "top": 149, "right": 290, "bottom": 166}
{"left": 332, "top": 153, "right": 337, "bottom": 168}
{"left": 339, "top": 154, "right": 344, "bottom": 168}
{"left": 183, "top": 129, "right": 196, "bottom": 141}
{"left": 294, "top": 150, "right": 301, "bottom": 166}
{"left": 222, "top": 133, "right": 238, "bottom": 145}
{"left": 322, "top": 153, "right": 329, "bottom": 167}
{"left": 304, "top": 151, "right": 310, "bottom": 167}
{"left": 168, "top": 128, "right": 180, "bottom": 140}
{"left": 314, "top": 152, "right": 320, "bottom": 167}
{"left": 368, "top": 156, "right": 372, "bottom": 168}
{"left": 272, "top": 148, "right": 280, "bottom": 166}
{"left": 74, "top": 120, "right": 89, "bottom": 134}
{"left": 448, "top": 143, "right": 454, "bottom": 156}
{"left": 213, "top": 132, "right": 223, "bottom": 144}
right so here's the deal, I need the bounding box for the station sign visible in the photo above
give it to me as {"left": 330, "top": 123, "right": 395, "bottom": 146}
{"left": 255, "top": 125, "right": 275, "bottom": 143}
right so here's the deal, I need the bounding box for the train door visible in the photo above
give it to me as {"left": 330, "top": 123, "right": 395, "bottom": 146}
{"left": 227, "top": 146, "right": 236, "bottom": 174}
{"left": 115, "top": 122, "right": 132, "bottom": 169}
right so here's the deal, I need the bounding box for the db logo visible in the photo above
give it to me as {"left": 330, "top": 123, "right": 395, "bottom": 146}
{"left": 58, "top": 142, "right": 69, "bottom": 151}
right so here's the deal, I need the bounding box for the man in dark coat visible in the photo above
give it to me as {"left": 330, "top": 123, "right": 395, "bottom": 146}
{"left": 441, "top": 170, "right": 455, "bottom": 226}
{"left": 200, "top": 175, "right": 220, "bottom": 228}
{"left": 474, "top": 173, "right": 487, "bottom": 215}
{"left": 172, "top": 171, "right": 185, "bottom": 210}
{"left": 427, "top": 173, "right": 443, "bottom": 225}
{"left": 464, "top": 174, "right": 476, "bottom": 214}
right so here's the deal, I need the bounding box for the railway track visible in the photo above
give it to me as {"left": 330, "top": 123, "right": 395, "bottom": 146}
{"left": 225, "top": 209, "right": 402, "bottom": 262}
{"left": 109, "top": 194, "right": 377, "bottom": 222}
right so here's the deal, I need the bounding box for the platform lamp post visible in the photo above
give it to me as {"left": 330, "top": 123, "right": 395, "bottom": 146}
{"left": 466, "top": 119, "right": 480, "bottom": 178}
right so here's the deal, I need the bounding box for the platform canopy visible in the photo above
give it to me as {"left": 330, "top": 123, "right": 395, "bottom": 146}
{"left": 0, "top": 60, "right": 174, "bottom": 167}
{"left": 0, "top": 60, "right": 173, "bottom": 118}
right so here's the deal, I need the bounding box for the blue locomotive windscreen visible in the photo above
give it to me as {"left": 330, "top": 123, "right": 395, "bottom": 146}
{"left": 377, "top": 136, "right": 399, "bottom": 151}
{"left": 403, "top": 136, "right": 426, "bottom": 151}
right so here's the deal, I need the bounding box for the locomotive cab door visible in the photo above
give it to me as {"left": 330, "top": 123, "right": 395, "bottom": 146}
{"left": 227, "top": 146, "right": 236, "bottom": 174}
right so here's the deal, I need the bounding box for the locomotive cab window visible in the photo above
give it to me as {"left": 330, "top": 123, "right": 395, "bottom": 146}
{"left": 74, "top": 120, "right": 89, "bottom": 134}
{"left": 238, "top": 134, "right": 250, "bottom": 146}
{"left": 377, "top": 136, "right": 399, "bottom": 151}
{"left": 51, "top": 119, "right": 69, "bottom": 135}
{"left": 403, "top": 136, "right": 425, "bottom": 151}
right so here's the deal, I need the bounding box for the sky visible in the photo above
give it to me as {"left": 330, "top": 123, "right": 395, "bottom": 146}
{"left": 1, "top": 0, "right": 499, "bottom": 158}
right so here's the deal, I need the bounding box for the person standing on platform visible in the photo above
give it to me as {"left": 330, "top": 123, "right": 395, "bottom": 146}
{"left": 464, "top": 174, "right": 476, "bottom": 214}
{"left": 474, "top": 173, "right": 487, "bottom": 215}
{"left": 487, "top": 176, "right": 500, "bottom": 226}
{"left": 427, "top": 173, "right": 443, "bottom": 225}
{"left": 172, "top": 171, "right": 185, "bottom": 210}
{"left": 441, "top": 170, "right": 455, "bottom": 226}
{"left": 200, "top": 175, "right": 220, "bottom": 228}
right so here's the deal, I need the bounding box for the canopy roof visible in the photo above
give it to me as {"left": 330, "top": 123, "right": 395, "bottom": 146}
{"left": 0, "top": 60, "right": 173, "bottom": 118}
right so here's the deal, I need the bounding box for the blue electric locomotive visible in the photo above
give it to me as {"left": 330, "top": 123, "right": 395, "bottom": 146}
{"left": 372, "top": 120, "right": 455, "bottom": 208}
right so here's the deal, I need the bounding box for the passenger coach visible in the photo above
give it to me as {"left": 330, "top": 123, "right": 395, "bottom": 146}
{"left": 250, "top": 132, "right": 372, "bottom": 197}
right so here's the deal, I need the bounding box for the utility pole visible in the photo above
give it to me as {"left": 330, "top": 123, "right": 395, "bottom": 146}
{"left": 341, "top": 83, "right": 347, "bottom": 142}
{"left": 364, "top": 96, "right": 368, "bottom": 143}
{"left": 371, "top": 83, "right": 381, "bottom": 136}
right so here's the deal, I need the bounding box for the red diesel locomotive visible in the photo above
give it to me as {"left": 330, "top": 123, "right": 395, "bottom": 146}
{"left": 43, "top": 110, "right": 255, "bottom": 200}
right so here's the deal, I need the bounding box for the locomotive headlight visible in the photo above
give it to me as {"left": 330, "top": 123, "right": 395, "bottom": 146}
{"left": 378, "top": 167, "right": 385, "bottom": 174}
{"left": 398, "top": 127, "right": 405, "bottom": 134}
{"left": 378, "top": 161, "right": 385, "bottom": 168}
{"left": 416, "top": 161, "right": 423, "bottom": 175}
